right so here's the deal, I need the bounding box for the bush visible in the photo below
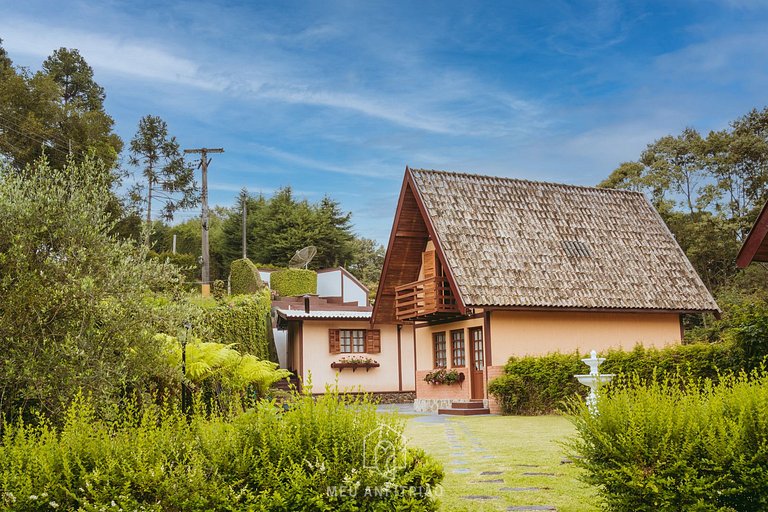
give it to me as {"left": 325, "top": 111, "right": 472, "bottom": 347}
{"left": 0, "top": 389, "right": 444, "bottom": 511}
{"left": 489, "top": 342, "right": 743, "bottom": 415}
{"left": 230, "top": 258, "right": 263, "bottom": 295}
{"left": 566, "top": 372, "right": 768, "bottom": 511}
{"left": 270, "top": 268, "right": 317, "bottom": 297}
{"left": 202, "top": 290, "right": 277, "bottom": 362}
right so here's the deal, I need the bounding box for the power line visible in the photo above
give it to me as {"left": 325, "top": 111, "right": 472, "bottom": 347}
{"left": 0, "top": 115, "right": 69, "bottom": 157}
{"left": 0, "top": 111, "right": 73, "bottom": 150}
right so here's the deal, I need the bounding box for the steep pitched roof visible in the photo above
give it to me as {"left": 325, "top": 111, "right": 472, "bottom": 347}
{"left": 736, "top": 198, "right": 768, "bottom": 267}
{"left": 374, "top": 168, "right": 719, "bottom": 321}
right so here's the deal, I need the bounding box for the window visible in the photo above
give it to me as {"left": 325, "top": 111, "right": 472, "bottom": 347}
{"left": 470, "top": 327, "right": 484, "bottom": 371}
{"left": 451, "top": 330, "right": 465, "bottom": 367}
{"left": 340, "top": 329, "right": 366, "bottom": 353}
{"left": 433, "top": 332, "right": 447, "bottom": 368}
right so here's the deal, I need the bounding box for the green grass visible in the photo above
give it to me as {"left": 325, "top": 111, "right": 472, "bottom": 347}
{"left": 403, "top": 415, "right": 600, "bottom": 512}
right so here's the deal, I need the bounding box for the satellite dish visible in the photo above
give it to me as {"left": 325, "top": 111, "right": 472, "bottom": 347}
{"left": 289, "top": 246, "right": 317, "bottom": 269}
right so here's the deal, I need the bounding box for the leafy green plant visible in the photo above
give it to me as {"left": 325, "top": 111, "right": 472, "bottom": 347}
{"left": 212, "top": 279, "right": 226, "bottom": 301}
{"left": 566, "top": 371, "right": 768, "bottom": 511}
{"left": 0, "top": 388, "right": 444, "bottom": 511}
{"left": 423, "top": 368, "right": 465, "bottom": 385}
{"left": 489, "top": 342, "right": 744, "bottom": 415}
{"left": 270, "top": 268, "right": 317, "bottom": 297}
{"left": 202, "top": 290, "right": 277, "bottom": 361}
{"left": 229, "top": 257, "right": 263, "bottom": 295}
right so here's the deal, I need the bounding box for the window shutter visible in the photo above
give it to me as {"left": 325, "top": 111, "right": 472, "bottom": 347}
{"left": 422, "top": 250, "right": 436, "bottom": 279}
{"left": 365, "top": 329, "right": 381, "bottom": 354}
{"left": 329, "top": 329, "right": 340, "bottom": 354}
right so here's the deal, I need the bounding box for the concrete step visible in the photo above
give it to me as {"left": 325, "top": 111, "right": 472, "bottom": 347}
{"left": 437, "top": 407, "right": 491, "bottom": 416}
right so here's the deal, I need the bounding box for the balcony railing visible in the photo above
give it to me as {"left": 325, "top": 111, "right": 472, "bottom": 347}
{"left": 394, "top": 276, "right": 459, "bottom": 321}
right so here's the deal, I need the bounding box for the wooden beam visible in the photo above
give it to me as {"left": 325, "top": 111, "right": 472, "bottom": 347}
{"left": 395, "top": 230, "right": 428, "bottom": 238}
{"left": 737, "top": 198, "right": 768, "bottom": 267}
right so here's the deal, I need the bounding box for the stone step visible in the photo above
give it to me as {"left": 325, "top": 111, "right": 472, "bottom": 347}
{"left": 438, "top": 407, "right": 491, "bottom": 416}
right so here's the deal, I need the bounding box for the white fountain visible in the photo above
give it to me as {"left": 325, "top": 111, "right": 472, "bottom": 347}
{"left": 575, "top": 350, "right": 614, "bottom": 414}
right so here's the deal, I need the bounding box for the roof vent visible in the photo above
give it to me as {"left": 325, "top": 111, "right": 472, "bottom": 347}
{"left": 561, "top": 240, "right": 591, "bottom": 257}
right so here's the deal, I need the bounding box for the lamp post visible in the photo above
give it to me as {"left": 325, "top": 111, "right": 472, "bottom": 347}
{"left": 182, "top": 321, "right": 192, "bottom": 416}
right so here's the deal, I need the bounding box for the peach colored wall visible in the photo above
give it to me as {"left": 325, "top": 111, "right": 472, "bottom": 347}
{"left": 414, "top": 317, "right": 484, "bottom": 371}
{"left": 489, "top": 310, "right": 681, "bottom": 366}
{"left": 414, "top": 317, "right": 486, "bottom": 400}
{"left": 300, "top": 321, "right": 413, "bottom": 394}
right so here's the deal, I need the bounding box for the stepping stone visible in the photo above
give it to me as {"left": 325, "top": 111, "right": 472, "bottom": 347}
{"left": 449, "top": 460, "right": 467, "bottom": 466}
{"left": 472, "top": 478, "right": 504, "bottom": 483}
{"left": 500, "top": 487, "right": 548, "bottom": 492}
{"left": 507, "top": 507, "right": 556, "bottom": 511}
{"left": 480, "top": 470, "right": 503, "bottom": 475}
{"left": 481, "top": 455, "right": 495, "bottom": 459}
{"left": 452, "top": 468, "right": 470, "bottom": 474}
{"left": 560, "top": 458, "right": 573, "bottom": 464}
{"left": 462, "top": 495, "right": 498, "bottom": 500}
{"left": 522, "top": 472, "right": 556, "bottom": 477}
{"left": 515, "top": 464, "right": 540, "bottom": 468}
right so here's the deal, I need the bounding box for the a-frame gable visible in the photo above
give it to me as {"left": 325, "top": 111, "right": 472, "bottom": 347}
{"left": 372, "top": 167, "right": 466, "bottom": 325}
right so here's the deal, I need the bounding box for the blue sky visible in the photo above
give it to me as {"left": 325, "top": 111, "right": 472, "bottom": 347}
{"left": 2, "top": 0, "right": 768, "bottom": 243}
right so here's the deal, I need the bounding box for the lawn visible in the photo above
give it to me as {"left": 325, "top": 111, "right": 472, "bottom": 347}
{"left": 403, "top": 414, "right": 600, "bottom": 512}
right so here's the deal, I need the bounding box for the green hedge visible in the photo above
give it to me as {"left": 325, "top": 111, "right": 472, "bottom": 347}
{"left": 567, "top": 371, "right": 768, "bottom": 511}
{"left": 488, "top": 342, "right": 741, "bottom": 415}
{"left": 270, "top": 268, "right": 317, "bottom": 297}
{"left": 230, "top": 258, "right": 263, "bottom": 295}
{"left": 202, "top": 289, "right": 277, "bottom": 362}
{"left": 0, "top": 389, "right": 444, "bottom": 511}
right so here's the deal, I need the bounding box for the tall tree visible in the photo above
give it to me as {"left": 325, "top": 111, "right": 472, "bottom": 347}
{"left": 128, "top": 115, "right": 198, "bottom": 246}
{"left": 0, "top": 38, "right": 12, "bottom": 71}
{"left": 0, "top": 46, "right": 122, "bottom": 171}
{"left": 42, "top": 47, "right": 105, "bottom": 110}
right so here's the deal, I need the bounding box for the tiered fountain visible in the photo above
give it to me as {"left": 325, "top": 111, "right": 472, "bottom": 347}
{"left": 574, "top": 350, "right": 614, "bottom": 414}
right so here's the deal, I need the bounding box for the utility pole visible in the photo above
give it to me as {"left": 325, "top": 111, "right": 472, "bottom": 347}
{"left": 242, "top": 200, "right": 247, "bottom": 259}
{"left": 172, "top": 234, "right": 177, "bottom": 254}
{"left": 184, "top": 147, "right": 224, "bottom": 297}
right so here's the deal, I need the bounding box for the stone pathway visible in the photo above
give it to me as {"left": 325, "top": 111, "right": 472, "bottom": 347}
{"left": 440, "top": 418, "right": 559, "bottom": 511}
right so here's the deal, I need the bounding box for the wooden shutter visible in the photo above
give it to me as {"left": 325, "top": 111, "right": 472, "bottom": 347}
{"left": 422, "top": 250, "right": 436, "bottom": 279}
{"left": 329, "top": 329, "right": 340, "bottom": 354}
{"left": 365, "top": 329, "right": 381, "bottom": 353}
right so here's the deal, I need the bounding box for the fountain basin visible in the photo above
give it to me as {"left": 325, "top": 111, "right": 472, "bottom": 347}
{"left": 575, "top": 374, "right": 615, "bottom": 387}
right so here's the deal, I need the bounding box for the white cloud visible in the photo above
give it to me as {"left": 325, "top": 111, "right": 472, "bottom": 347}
{"left": 0, "top": 19, "right": 226, "bottom": 90}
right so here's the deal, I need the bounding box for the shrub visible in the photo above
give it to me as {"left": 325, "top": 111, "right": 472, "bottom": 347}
{"left": 270, "top": 268, "right": 317, "bottom": 297}
{"left": 212, "top": 279, "right": 226, "bottom": 300}
{"left": 230, "top": 258, "right": 263, "bottom": 295}
{"left": 202, "top": 290, "right": 277, "bottom": 362}
{"left": 489, "top": 342, "right": 743, "bottom": 415}
{"left": 566, "top": 372, "right": 768, "bottom": 511}
{"left": 0, "top": 389, "right": 444, "bottom": 511}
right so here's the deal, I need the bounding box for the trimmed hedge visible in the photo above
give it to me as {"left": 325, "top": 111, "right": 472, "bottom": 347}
{"left": 202, "top": 289, "right": 278, "bottom": 362}
{"left": 567, "top": 371, "right": 768, "bottom": 511}
{"left": 270, "top": 268, "right": 317, "bottom": 297}
{"left": 230, "top": 258, "right": 263, "bottom": 295}
{"left": 489, "top": 342, "right": 741, "bottom": 415}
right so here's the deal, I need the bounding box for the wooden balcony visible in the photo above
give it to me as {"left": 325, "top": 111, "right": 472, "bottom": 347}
{"left": 395, "top": 276, "right": 459, "bottom": 321}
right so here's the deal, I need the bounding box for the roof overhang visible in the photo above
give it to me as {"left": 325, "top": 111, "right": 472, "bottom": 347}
{"left": 737, "top": 199, "right": 768, "bottom": 268}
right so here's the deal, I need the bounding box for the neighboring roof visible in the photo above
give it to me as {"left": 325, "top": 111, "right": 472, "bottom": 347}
{"left": 317, "top": 267, "right": 371, "bottom": 294}
{"left": 736, "top": 199, "right": 768, "bottom": 267}
{"left": 276, "top": 309, "right": 371, "bottom": 320}
{"left": 373, "top": 167, "right": 719, "bottom": 322}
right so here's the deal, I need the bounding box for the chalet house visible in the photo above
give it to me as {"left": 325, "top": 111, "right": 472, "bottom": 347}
{"left": 372, "top": 168, "right": 720, "bottom": 412}
{"left": 273, "top": 267, "right": 415, "bottom": 399}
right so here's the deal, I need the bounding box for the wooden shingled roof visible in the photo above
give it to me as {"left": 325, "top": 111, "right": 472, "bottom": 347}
{"left": 372, "top": 168, "right": 719, "bottom": 324}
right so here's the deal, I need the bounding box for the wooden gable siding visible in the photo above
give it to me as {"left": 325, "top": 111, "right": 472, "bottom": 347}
{"left": 372, "top": 174, "right": 430, "bottom": 324}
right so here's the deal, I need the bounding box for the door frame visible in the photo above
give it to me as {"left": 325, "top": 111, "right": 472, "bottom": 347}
{"left": 468, "top": 327, "right": 485, "bottom": 399}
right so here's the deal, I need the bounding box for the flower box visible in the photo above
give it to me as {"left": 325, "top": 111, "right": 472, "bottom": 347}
{"left": 331, "top": 361, "right": 380, "bottom": 372}
{"left": 423, "top": 369, "right": 465, "bottom": 385}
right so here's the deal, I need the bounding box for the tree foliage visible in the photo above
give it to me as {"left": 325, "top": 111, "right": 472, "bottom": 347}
{"left": 0, "top": 44, "right": 122, "bottom": 171}
{"left": 229, "top": 258, "right": 263, "bottom": 295}
{"left": 0, "top": 157, "right": 183, "bottom": 421}
{"left": 128, "top": 115, "right": 197, "bottom": 245}
{"left": 599, "top": 107, "right": 768, "bottom": 292}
